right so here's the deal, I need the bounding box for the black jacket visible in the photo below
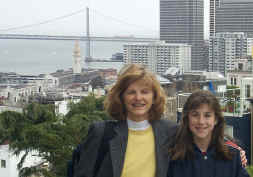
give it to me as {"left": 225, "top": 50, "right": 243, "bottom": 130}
{"left": 74, "top": 119, "right": 177, "bottom": 177}
{"left": 168, "top": 145, "right": 250, "bottom": 177}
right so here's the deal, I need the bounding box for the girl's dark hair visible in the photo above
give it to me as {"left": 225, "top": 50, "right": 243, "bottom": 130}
{"left": 169, "top": 90, "right": 233, "bottom": 160}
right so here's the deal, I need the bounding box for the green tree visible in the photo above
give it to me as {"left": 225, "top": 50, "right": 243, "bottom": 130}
{"left": 247, "top": 165, "right": 253, "bottom": 177}
{"left": 0, "top": 95, "right": 109, "bottom": 177}
{"left": 66, "top": 94, "right": 110, "bottom": 120}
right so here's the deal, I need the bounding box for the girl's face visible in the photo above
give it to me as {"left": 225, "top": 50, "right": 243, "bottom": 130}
{"left": 188, "top": 104, "right": 217, "bottom": 144}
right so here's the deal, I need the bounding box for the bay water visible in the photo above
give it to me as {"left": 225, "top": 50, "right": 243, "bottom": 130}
{"left": 0, "top": 39, "right": 127, "bottom": 75}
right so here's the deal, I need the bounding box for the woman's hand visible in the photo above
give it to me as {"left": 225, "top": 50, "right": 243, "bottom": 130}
{"left": 225, "top": 141, "right": 247, "bottom": 167}
{"left": 239, "top": 148, "right": 247, "bottom": 167}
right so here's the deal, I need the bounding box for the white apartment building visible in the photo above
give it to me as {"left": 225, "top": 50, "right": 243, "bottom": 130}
{"left": 209, "top": 32, "right": 253, "bottom": 76}
{"left": 227, "top": 72, "right": 253, "bottom": 88}
{"left": 240, "top": 77, "right": 253, "bottom": 114}
{"left": 247, "top": 38, "right": 253, "bottom": 56}
{"left": 0, "top": 74, "right": 59, "bottom": 105}
{"left": 55, "top": 98, "right": 81, "bottom": 116}
{"left": 0, "top": 143, "right": 43, "bottom": 177}
{"left": 226, "top": 57, "right": 253, "bottom": 87}
{"left": 226, "top": 73, "right": 253, "bottom": 114}
{"left": 226, "top": 57, "right": 253, "bottom": 115}
{"left": 123, "top": 41, "right": 191, "bottom": 75}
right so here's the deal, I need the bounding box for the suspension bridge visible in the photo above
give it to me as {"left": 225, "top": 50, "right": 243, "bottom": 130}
{"left": 0, "top": 7, "right": 159, "bottom": 42}
{"left": 0, "top": 33, "right": 159, "bottom": 42}
{"left": 0, "top": 7, "right": 160, "bottom": 60}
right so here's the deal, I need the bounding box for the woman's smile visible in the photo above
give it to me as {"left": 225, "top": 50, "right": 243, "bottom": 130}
{"left": 123, "top": 80, "right": 154, "bottom": 121}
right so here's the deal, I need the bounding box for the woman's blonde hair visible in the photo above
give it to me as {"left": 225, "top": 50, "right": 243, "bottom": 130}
{"left": 104, "top": 64, "right": 166, "bottom": 121}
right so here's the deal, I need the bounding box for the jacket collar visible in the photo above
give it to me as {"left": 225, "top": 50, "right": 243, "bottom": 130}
{"left": 193, "top": 143, "right": 216, "bottom": 158}
{"left": 109, "top": 119, "right": 170, "bottom": 177}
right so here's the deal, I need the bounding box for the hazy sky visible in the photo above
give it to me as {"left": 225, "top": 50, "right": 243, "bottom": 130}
{"left": 0, "top": 0, "right": 209, "bottom": 38}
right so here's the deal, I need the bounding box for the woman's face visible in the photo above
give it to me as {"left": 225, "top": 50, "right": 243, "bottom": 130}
{"left": 188, "top": 104, "right": 217, "bottom": 144}
{"left": 122, "top": 79, "right": 154, "bottom": 122}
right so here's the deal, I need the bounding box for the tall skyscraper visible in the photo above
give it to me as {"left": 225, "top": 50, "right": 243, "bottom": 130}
{"left": 209, "top": 0, "right": 219, "bottom": 37}
{"left": 210, "top": 0, "right": 253, "bottom": 37}
{"left": 160, "top": 0, "right": 204, "bottom": 70}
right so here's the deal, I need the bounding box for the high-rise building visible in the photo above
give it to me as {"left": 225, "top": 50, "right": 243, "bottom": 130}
{"left": 160, "top": 0, "right": 204, "bottom": 70}
{"left": 210, "top": 0, "right": 253, "bottom": 37}
{"left": 209, "top": 32, "right": 253, "bottom": 75}
{"left": 210, "top": 0, "right": 219, "bottom": 37}
{"left": 203, "top": 40, "right": 210, "bottom": 70}
{"left": 123, "top": 41, "right": 191, "bottom": 75}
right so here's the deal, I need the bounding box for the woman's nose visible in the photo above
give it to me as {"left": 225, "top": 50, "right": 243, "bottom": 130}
{"left": 135, "top": 92, "right": 142, "bottom": 100}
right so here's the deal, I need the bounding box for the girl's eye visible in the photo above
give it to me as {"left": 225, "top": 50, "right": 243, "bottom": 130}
{"left": 126, "top": 90, "right": 135, "bottom": 95}
{"left": 190, "top": 112, "right": 199, "bottom": 117}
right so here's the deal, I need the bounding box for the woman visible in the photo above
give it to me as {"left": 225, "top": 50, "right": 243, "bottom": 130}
{"left": 168, "top": 90, "right": 249, "bottom": 177}
{"left": 74, "top": 64, "right": 177, "bottom": 177}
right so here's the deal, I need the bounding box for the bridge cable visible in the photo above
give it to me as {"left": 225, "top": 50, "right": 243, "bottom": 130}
{"left": 0, "top": 7, "right": 158, "bottom": 35}
{"left": 90, "top": 8, "right": 158, "bottom": 33}
{"left": 0, "top": 9, "right": 85, "bottom": 32}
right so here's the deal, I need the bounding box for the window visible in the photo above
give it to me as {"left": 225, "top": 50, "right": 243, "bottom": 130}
{"left": 1, "top": 160, "right": 6, "bottom": 168}
{"left": 246, "top": 85, "right": 251, "bottom": 98}
{"left": 225, "top": 125, "right": 234, "bottom": 138}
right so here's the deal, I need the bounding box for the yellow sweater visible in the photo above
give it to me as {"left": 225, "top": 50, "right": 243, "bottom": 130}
{"left": 121, "top": 126, "right": 156, "bottom": 177}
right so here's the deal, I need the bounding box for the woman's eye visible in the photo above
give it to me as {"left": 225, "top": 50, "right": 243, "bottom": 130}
{"left": 142, "top": 89, "right": 151, "bottom": 94}
{"left": 142, "top": 90, "right": 149, "bottom": 94}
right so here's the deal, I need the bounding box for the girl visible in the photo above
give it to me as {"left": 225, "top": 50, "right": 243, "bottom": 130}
{"left": 168, "top": 90, "right": 249, "bottom": 177}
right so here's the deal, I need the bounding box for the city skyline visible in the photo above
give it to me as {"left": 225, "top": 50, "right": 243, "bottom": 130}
{"left": 0, "top": 0, "right": 210, "bottom": 39}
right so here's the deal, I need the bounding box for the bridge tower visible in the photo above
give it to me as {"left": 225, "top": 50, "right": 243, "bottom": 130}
{"left": 86, "top": 7, "right": 91, "bottom": 61}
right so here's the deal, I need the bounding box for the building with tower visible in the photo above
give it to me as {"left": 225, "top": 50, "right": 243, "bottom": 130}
{"left": 160, "top": 0, "right": 204, "bottom": 70}
{"left": 73, "top": 41, "right": 82, "bottom": 74}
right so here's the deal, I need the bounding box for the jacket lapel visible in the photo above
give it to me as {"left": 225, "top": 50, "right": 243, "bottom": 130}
{"left": 151, "top": 120, "right": 170, "bottom": 177}
{"left": 109, "top": 121, "right": 128, "bottom": 177}
{"left": 108, "top": 120, "right": 171, "bottom": 177}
